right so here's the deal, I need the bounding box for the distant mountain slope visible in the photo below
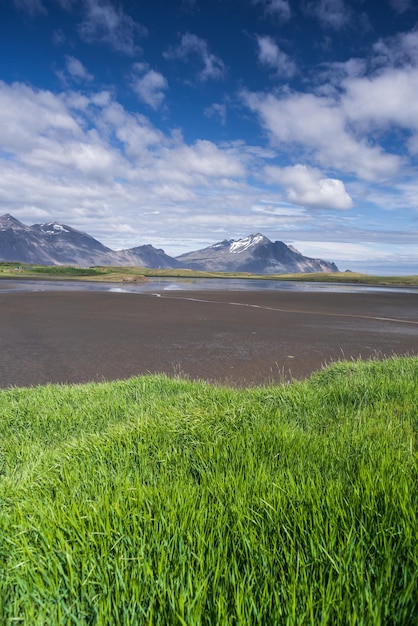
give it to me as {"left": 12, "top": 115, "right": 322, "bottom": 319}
{"left": 0, "top": 215, "right": 338, "bottom": 273}
{"left": 0, "top": 214, "right": 59, "bottom": 265}
{"left": 0, "top": 214, "right": 180, "bottom": 268}
{"left": 176, "top": 233, "right": 339, "bottom": 273}
{"left": 105, "top": 245, "right": 182, "bottom": 269}
{"left": 30, "top": 220, "right": 113, "bottom": 266}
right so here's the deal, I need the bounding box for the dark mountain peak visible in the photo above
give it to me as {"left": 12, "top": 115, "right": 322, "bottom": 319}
{"left": 128, "top": 244, "right": 163, "bottom": 253}
{"left": 0, "top": 214, "right": 31, "bottom": 231}
{"left": 113, "top": 243, "right": 182, "bottom": 269}
{"left": 176, "top": 232, "right": 338, "bottom": 274}
{"left": 210, "top": 239, "right": 230, "bottom": 249}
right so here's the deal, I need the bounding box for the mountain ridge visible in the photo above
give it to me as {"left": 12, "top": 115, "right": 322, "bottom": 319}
{"left": 176, "top": 232, "right": 338, "bottom": 273}
{"left": 0, "top": 214, "right": 338, "bottom": 274}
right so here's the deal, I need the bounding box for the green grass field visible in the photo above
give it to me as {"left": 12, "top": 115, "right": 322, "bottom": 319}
{"left": 0, "top": 357, "right": 417, "bottom": 624}
{"left": 1, "top": 261, "right": 418, "bottom": 286}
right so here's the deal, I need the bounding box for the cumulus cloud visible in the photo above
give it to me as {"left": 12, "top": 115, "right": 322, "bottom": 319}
{"left": 23, "top": 135, "right": 126, "bottom": 181}
{"left": 245, "top": 29, "right": 418, "bottom": 178}
{"left": 131, "top": 64, "right": 168, "bottom": 110}
{"left": 273, "top": 30, "right": 418, "bottom": 171}
{"left": 342, "top": 66, "right": 418, "bottom": 135}
{"left": 101, "top": 102, "right": 164, "bottom": 160}
{"left": 372, "top": 29, "right": 418, "bottom": 68}
{"left": 305, "top": 0, "right": 351, "bottom": 30}
{"left": 65, "top": 56, "right": 94, "bottom": 82}
{"left": 318, "top": 58, "right": 366, "bottom": 87}
{"left": 243, "top": 90, "right": 401, "bottom": 180}
{"left": 0, "top": 81, "right": 82, "bottom": 154}
{"left": 265, "top": 164, "right": 353, "bottom": 210}
{"left": 256, "top": 35, "right": 296, "bottom": 77}
{"left": 78, "top": 0, "right": 147, "bottom": 55}
{"left": 164, "top": 33, "right": 225, "bottom": 82}
{"left": 162, "top": 140, "right": 246, "bottom": 180}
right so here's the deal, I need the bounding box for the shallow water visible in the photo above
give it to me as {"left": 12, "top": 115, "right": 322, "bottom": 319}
{"left": 0, "top": 277, "right": 417, "bottom": 295}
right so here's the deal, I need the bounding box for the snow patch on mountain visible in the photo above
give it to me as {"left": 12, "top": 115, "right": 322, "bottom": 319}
{"left": 229, "top": 234, "right": 266, "bottom": 253}
{"left": 41, "top": 223, "right": 70, "bottom": 235}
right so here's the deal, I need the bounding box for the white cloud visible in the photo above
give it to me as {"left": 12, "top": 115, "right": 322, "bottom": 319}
{"left": 162, "top": 140, "right": 246, "bottom": 180}
{"left": 101, "top": 102, "right": 164, "bottom": 160}
{"left": 342, "top": 66, "right": 418, "bottom": 135}
{"left": 131, "top": 64, "right": 168, "bottom": 110}
{"left": 21, "top": 134, "right": 127, "bottom": 182}
{"left": 0, "top": 81, "right": 82, "bottom": 153}
{"left": 265, "top": 164, "right": 353, "bottom": 210}
{"left": 246, "top": 30, "right": 417, "bottom": 181}
{"left": 317, "top": 58, "right": 366, "bottom": 89}
{"left": 65, "top": 56, "right": 94, "bottom": 82}
{"left": 164, "top": 33, "right": 225, "bottom": 82}
{"left": 243, "top": 90, "right": 401, "bottom": 180}
{"left": 79, "top": 0, "right": 147, "bottom": 55}
{"left": 372, "top": 29, "right": 418, "bottom": 68}
{"left": 305, "top": 0, "right": 351, "bottom": 30}
{"left": 256, "top": 36, "right": 296, "bottom": 77}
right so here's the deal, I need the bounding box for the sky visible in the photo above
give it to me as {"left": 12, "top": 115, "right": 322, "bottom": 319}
{"left": 1, "top": 0, "right": 418, "bottom": 274}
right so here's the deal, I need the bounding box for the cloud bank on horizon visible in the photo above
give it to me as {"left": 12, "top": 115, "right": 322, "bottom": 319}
{"left": 1, "top": 0, "right": 417, "bottom": 273}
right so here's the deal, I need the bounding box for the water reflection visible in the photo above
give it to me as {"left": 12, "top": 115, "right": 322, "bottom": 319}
{"left": 0, "top": 277, "right": 417, "bottom": 294}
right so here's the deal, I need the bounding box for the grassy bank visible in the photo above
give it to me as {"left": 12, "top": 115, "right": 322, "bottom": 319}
{"left": 0, "top": 357, "right": 417, "bottom": 624}
{"left": 1, "top": 261, "right": 418, "bottom": 286}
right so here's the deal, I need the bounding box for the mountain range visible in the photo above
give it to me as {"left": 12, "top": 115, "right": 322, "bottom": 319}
{"left": 0, "top": 214, "right": 338, "bottom": 274}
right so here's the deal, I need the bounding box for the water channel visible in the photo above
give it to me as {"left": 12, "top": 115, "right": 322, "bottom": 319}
{"left": 0, "top": 277, "right": 417, "bottom": 295}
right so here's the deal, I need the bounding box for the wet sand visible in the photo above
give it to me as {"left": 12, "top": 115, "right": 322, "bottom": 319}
{"left": 0, "top": 289, "right": 417, "bottom": 388}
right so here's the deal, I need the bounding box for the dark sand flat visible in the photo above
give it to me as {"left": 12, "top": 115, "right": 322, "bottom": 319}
{"left": 0, "top": 289, "right": 417, "bottom": 388}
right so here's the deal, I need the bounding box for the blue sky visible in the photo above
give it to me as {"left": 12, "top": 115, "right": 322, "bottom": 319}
{"left": 1, "top": 0, "right": 418, "bottom": 273}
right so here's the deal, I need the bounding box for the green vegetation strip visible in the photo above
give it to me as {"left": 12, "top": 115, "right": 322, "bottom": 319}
{"left": 0, "top": 357, "right": 417, "bottom": 624}
{"left": 1, "top": 261, "right": 418, "bottom": 285}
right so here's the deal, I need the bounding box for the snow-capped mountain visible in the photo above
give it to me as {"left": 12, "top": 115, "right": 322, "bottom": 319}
{"left": 0, "top": 215, "right": 338, "bottom": 273}
{"left": 176, "top": 233, "right": 339, "bottom": 273}
{"left": 30, "top": 220, "right": 113, "bottom": 265}
{"left": 0, "top": 214, "right": 58, "bottom": 265}
{"left": 0, "top": 214, "right": 179, "bottom": 268}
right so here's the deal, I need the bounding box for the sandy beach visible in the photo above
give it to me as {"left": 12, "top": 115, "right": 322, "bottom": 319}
{"left": 0, "top": 289, "right": 417, "bottom": 388}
